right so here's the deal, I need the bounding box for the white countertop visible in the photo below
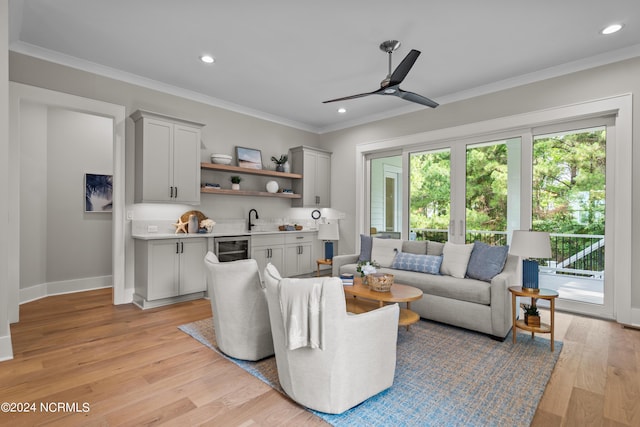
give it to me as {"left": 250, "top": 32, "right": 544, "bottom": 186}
{"left": 132, "top": 229, "right": 317, "bottom": 240}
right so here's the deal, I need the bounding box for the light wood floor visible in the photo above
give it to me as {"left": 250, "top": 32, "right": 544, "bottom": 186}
{"left": 1, "top": 289, "right": 638, "bottom": 426}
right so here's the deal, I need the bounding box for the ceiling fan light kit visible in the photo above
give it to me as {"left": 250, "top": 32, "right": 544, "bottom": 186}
{"left": 323, "top": 39, "right": 439, "bottom": 109}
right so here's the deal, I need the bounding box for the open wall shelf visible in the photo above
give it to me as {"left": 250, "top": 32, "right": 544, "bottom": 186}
{"left": 200, "top": 162, "right": 302, "bottom": 179}
{"left": 200, "top": 162, "right": 303, "bottom": 198}
{"left": 200, "top": 187, "right": 301, "bottom": 198}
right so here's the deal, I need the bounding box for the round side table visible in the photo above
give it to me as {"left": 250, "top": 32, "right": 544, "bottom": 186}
{"left": 508, "top": 286, "right": 559, "bottom": 352}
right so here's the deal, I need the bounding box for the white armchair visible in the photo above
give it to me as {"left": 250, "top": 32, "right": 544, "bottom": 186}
{"left": 204, "top": 252, "right": 274, "bottom": 361}
{"left": 263, "top": 263, "right": 399, "bottom": 414}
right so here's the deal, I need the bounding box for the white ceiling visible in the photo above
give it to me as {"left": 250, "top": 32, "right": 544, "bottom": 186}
{"left": 9, "top": 0, "right": 640, "bottom": 133}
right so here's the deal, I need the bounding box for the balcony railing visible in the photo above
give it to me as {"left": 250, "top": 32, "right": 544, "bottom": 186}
{"left": 410, "top": 228, "right": 604, "bottom": 278}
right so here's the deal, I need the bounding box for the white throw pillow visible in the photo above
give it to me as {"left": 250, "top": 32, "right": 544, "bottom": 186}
{"left": 440, "top": 242, "right": 474, "bottom": 278}
{"left": 371, "top": 238, "right": 402, "bottom": 267}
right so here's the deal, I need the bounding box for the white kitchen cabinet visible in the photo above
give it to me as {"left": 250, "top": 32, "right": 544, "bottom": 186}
{"left": 134, "top": 238, "right": 207, "bottom": 308}
{"left": 290, "top": 146, "right": 332, "bottom": 207}
{"left": 284, "top": 233, "right": 314, "bottom": 277}
{"left": 131, "top": 110, "right": 204, "bottom": 204}
{"left": 251, "top": 234, "right": 285, "bottom": 276}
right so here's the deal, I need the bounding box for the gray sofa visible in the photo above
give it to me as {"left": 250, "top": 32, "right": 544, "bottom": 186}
{"left": 333, "top": 239, "right": 520, "bottom": 340}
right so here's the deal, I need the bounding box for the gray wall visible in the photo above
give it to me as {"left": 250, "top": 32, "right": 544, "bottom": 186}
{"left": 320, "top": 56, "right": 640, "bottom": 310}
{"left": 8, "top": 51, "right": 321, "bottom": 306}
{"left": 1, "top": 1, "right": 12, "bottom": 359}
{"left": 19, "top": 105, "right": 113, "bottom": 290}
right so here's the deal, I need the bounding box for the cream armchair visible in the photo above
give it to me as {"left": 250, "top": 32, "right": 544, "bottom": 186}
{"left": 204, "top": 252, "right": 274, "bottom": 361}
{"left": 263, "top": 263, "right": 399, "bottom": 414}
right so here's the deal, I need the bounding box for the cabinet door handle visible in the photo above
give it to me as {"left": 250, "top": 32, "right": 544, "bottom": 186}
{"left": 315, "top": 195, "right": 320, "bottom": 205}
{"left": 181, "top": 242, "right": 184, "bottom": 253}
{"left": 176, "top": 242, "right": 179, "bottom": 254}
{"left": 174, "top": 187, "right": 178, "bottom": 199}
{"left": 170, "top": 187, "right": 173, "bottom": 198}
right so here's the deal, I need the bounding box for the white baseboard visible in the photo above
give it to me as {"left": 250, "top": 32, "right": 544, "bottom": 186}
{"left": 0, "top": 335, "right": 14, "bottom": 362}
{"left": 19, "top": 276, "right": 113, "bottom": 304}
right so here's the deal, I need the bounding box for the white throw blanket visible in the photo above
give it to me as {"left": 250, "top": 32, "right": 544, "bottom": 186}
{"left": 278, "top": 278, "right": 324, "bottom": 350}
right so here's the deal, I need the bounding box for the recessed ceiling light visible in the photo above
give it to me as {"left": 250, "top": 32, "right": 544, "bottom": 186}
{"left": 337, "top": 107, "right": 347, "bottom": 114}
{"left": 601, "top": 24, "right": 623, "bottom": 35}
{"left": 200, "top": 55, "right": 215, "bottom": 64}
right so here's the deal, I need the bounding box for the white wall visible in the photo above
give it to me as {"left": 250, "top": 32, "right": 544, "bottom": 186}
{"left": 320, "top": 57, "right": 640, "bottom": 316}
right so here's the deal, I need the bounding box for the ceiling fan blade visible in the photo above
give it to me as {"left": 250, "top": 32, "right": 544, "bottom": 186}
{"left": 322, "top": 91, "right": 376, "bottom": 103}
{"left": 395, "top": 89, "right": 439, "bottom": 108}
{"left": 388, "top": 49, "right": 421, "bottom": 86}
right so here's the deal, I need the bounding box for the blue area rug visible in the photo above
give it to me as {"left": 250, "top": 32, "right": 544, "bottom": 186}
{"left": 179, "top": 318, "right": 562, "bottom": 426}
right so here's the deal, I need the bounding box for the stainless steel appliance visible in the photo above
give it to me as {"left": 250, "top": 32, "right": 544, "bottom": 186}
{"left": 214, "top": 235, "right": 251, "bottom": 262}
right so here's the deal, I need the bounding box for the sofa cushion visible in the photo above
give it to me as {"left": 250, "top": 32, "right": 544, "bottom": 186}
{"left": 427, "top": 241, "right": 445, "bottom": 256}
{"left": 440, "top": 242, "right": 474, "bottom": 278}
{"left": 391, "top": 252, "right": 442, "bottom": 275}
{"left": 358, "top": 234, "right": 373, "bottom": 262}
{"left": 401, "top": 240, "right": 428, "bottom": 255}
{"left": 337, "top": 264, "right": 491, "bottom": 305}
{"left": 466, "top": 241, "right": 509, "bottom": 282}
{"left": 371, "top": 238, "right": 402, "bottom": 267}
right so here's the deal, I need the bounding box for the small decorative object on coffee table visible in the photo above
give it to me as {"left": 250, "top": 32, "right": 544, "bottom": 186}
{"left": 356, "top": 260, "right": 379, "bottom": 285}
{"left": 366, "top": 273, "right": 394, "bottom": 292}
{"left": 509, "top": 286, "right": 559, "bottom": 352}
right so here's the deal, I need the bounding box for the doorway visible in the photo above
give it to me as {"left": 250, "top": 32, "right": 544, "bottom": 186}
{"left": 8, "top": 83, "right": 127, "bottom": 324}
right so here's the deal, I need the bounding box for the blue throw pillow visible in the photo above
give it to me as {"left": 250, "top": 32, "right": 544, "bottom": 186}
{"left": 466, "top": 241, "right": 509, "bottom": 282}
{"left": 391, "top": 252, "right": 442, "bottom": 275}
{"left": 358, "top": 234, "right": 373, "bottom": 262}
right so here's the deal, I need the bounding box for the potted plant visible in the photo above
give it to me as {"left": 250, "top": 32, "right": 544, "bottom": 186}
{"left": 271, "top": 155, "right": 288, "bottom": 172}
{"left": 522, "top": 303, "right": 541, "bottom": 327}
{"left": 230, "top": 176, "right": 242, "bottom": 190}
{"left": 356, "top": 260, "right": 380, "bottom": 285}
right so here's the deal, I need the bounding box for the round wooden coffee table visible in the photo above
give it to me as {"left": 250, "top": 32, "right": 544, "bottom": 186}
{"left": 343, "top": 278, "right": 423, "bottom": 329}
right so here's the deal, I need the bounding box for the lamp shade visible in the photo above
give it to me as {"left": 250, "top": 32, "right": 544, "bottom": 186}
{"left": 317, "top": 223, "right": 339, "bottom": 241}
{"left": 509, "top": 230, "right": 551, "bottom": 259}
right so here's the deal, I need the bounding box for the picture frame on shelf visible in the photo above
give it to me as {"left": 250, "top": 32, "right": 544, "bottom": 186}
{"left": 85, "top": 173, "right": 113, "bottom": 213}
{"left": 236, "top": 146, "right": 263, "bottom": 170}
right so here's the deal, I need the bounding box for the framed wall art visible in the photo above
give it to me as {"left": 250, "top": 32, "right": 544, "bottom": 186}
{"left": 85, "top": 173, "right": 113, "bottom": 212}
{"left": 235, "top": 146, "right": 263, "bottom": 170}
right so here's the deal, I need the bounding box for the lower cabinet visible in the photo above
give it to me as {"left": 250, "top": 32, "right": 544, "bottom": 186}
{"left": 251, "top": 234, "right": 286, "bottom": 275}
{"left": 251, "top": 232, "right": 315, "bottom": 277}
{"left": 284, "top": 233, "right": 314, "bottom": 277}
{"left": 134, "top": 238, "right": 207, "bottom": 309}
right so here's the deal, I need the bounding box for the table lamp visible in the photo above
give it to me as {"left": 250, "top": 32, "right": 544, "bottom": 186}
{"left": 317, "top": 222, "right": 339, "bottom": 261}
{"left": 509, "top": 230, "right": 551, "bottom": 293}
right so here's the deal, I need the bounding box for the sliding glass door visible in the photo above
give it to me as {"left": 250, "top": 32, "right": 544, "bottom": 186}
{"left": 531, "top": 124, "right": 611, "bottom": 315}
{"left": 369, "top": 155, "right": 402, "bottom": 238}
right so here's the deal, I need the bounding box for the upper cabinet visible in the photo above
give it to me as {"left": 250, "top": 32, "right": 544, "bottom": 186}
{"left": 131, "top": 110, "right": 205, "bottom": 204}
{"left": 289, "top": 146, "right": 332, "bottom": 208}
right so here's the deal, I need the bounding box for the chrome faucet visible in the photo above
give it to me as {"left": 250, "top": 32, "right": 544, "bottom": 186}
{"left": 248, "top": 209, "right": 259, "bottom": 232}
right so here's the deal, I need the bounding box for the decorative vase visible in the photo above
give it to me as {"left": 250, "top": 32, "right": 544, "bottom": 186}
{"left": 187, "top": 214, "right": 198, "bottom": 234}
{"left": 231, "top": 183, "right": 240, "bottom": 190}
{"left": 283, "top": 161, "right": 290, "bottom": 173}
{"left": 266, "top": 180, "right": 279, "bottom": 193}
{"left": 276, "top": 164, "right": 284, "bottom": 172}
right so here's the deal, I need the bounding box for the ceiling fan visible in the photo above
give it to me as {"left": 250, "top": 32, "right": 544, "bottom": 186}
{"left": 323, "top": 40, "right": 439, "bottom": 109}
